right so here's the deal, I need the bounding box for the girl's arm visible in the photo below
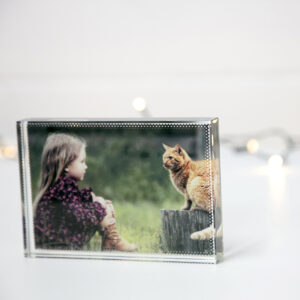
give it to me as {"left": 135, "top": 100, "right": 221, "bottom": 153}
{"left": 53, "top": 178, "right": 107, "bottom": 229}
{"left": 91, "top": 193, "right": 115, "bottom": 217}
{"left": 62, "top": 197, "right": 107, "bottom": 229}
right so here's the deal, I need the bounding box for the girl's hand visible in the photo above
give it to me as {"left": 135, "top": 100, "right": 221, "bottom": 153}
{"left": 92, "top": 193, "right": 115, "bottom": 218}
{"left": 105, "top": 200, "right": 115, "bottom": 218}
{"left": 99, "top": 198, "right": 115, "bottom": 218}
{"left": 95, "top": 196, "right": 106, "bottom": 206}
{"left": 91, "top": 192, "right": 105, "bottom": 205}
{"left": 100, "top": 200, "right": 116, "bottom": 227}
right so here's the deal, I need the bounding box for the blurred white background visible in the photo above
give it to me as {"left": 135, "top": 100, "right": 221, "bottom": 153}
{"left": 1, "top": 1, "right": 300, "bottom": 299}
{"left": 1, "top": 0, "right": 300, "bottom": 142}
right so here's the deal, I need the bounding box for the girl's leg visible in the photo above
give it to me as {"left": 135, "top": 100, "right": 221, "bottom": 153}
{"left": 95, "top": 197, "right": 136, "bottom": 252}
{"left": 95, "top": 197, "right": 115, "bottom": 228}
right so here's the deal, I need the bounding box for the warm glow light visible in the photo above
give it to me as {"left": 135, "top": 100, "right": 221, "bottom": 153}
{"left": 132, "top": 97, "right": 147, "bottom": 112}
{"left": 252, "top": 159, "right": 288, "bottom": 250}
{"left": 268, "top": 154, "right": 284, "bottom": 168}
{"left": 3, "top": 146, "right": 17, "bottom": 159}
{"left": 247, "top": 139, "right": 259, "bottom": 153}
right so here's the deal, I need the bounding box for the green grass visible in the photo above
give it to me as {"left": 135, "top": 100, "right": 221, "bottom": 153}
{"left": 83, "top": 198, "right": 182, "bottom": 253}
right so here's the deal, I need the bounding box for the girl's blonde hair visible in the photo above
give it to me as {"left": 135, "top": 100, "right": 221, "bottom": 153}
{"left": 33, "top": 133, "right": 86, "bottom": 217}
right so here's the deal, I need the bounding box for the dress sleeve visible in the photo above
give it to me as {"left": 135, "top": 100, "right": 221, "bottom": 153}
{"left": 80, "top": 187, "right": 93, "bottom": 202}
{"left": 62, "top": 198, "right": 107, "bottom": 229}
{"left": 52, "top": 177, "right": 107, "bottom": 228}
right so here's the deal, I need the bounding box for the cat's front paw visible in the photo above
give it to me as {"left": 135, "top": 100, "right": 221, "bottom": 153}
{"left": 181, "top": 205, "right": 191, "bottom": 210}
{"left": 191, "top": 206, "right": 202, "bottom": 211}
{"left": 181, "top": 199, "right": 192, "bottom": 210}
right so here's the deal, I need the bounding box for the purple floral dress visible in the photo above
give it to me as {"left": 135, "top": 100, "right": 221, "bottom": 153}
{"left": 34, "top": 176, "right": 106, "bottom": 250}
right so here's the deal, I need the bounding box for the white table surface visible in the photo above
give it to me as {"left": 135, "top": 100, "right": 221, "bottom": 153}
{"left": 1, "top": 148, "right": 299, "bottom": 300}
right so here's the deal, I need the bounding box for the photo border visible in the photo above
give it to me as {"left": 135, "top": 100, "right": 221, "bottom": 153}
{"left": 17, "top": 118, "right": 221, "bottom": 264}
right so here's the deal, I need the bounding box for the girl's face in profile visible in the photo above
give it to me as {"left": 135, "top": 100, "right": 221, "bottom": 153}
{"left": 66, "top": 146, "right": 87, "bottom": 181}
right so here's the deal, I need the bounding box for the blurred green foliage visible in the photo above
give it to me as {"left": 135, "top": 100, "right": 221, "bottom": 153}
{"left": 29, "top": 126, "right": 204, "bottom": 205}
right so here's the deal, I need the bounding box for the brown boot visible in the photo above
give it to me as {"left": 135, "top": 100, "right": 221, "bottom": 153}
{"left": 101, "top": 224, "right": 137, "bottom": 252}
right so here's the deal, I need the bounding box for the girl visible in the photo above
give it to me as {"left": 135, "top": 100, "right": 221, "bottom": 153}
{"left": 33, "top": 133, "right": 137, "bottom": 252}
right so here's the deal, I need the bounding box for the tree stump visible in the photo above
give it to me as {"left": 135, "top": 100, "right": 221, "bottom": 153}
{"left": 160, "top": 209, "right": 212, "bottom": 255}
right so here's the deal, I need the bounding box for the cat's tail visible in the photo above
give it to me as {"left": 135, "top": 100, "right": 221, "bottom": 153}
{"left": 190, "top": 224, "right": 222, "bottom": 240}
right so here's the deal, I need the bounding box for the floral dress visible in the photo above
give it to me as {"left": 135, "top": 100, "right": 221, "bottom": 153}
{"left": 34, "top": 176, "right": 106, "bottom": 250}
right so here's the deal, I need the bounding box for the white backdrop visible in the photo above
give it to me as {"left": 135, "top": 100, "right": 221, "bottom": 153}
{"left": 1, "top": 0, "right": 300, "bottom": 140}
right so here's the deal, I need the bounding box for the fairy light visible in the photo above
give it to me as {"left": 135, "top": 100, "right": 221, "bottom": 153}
{"left": 247, "top": 139, "right": 259, "bottom": 154}
{"left": 0, "top": 145, "right": 17, "bottom": 159}
{"left": 132, "top": 97, "right": 147, "bottom": 112}
{"left": 268, "top": 154, "right": 284, "bottom": 169}
{"left": 222, "top": 128, "right": 300, "bottom": 166}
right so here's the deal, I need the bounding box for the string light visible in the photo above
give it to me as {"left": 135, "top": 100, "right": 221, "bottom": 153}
{"left": 132, "top": 97, "right": 147, "bottom": 112}
{"left": 222, "top": 128, "right": 300, "bottom": 166}
{"left": 0, "top": 145, "right": 17, "bottom": 159}
{"left": 246, "top": 139, "right": 259, "bottom": 154}
{"left": 268, "top": 154, "right": 284, "bottom": 169}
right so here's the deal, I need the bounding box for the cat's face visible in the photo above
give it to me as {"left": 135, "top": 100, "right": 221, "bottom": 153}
{"left": 162, "top": 144, "right": 188, "bottom": 171}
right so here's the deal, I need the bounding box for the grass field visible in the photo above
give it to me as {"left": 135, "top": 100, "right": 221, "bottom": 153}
{"left": 83, "top": 198, "right": 182, "bottom": 253}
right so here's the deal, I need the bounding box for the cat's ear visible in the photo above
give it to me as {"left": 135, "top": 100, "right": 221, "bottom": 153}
{"left": 175, "top": 144, "right": 182, "bottom": 155}
{"left": 163, "top": 144, "right": 170, "bottom": 150}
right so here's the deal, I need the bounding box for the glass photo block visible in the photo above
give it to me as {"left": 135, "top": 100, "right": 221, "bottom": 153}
{"left": 17, "top": 118, "right": 223, "bottom": 264}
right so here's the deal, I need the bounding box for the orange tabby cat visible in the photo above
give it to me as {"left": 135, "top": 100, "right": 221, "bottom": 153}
{"left": 162, "top": 144, "right": 220, "bottom": 240}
